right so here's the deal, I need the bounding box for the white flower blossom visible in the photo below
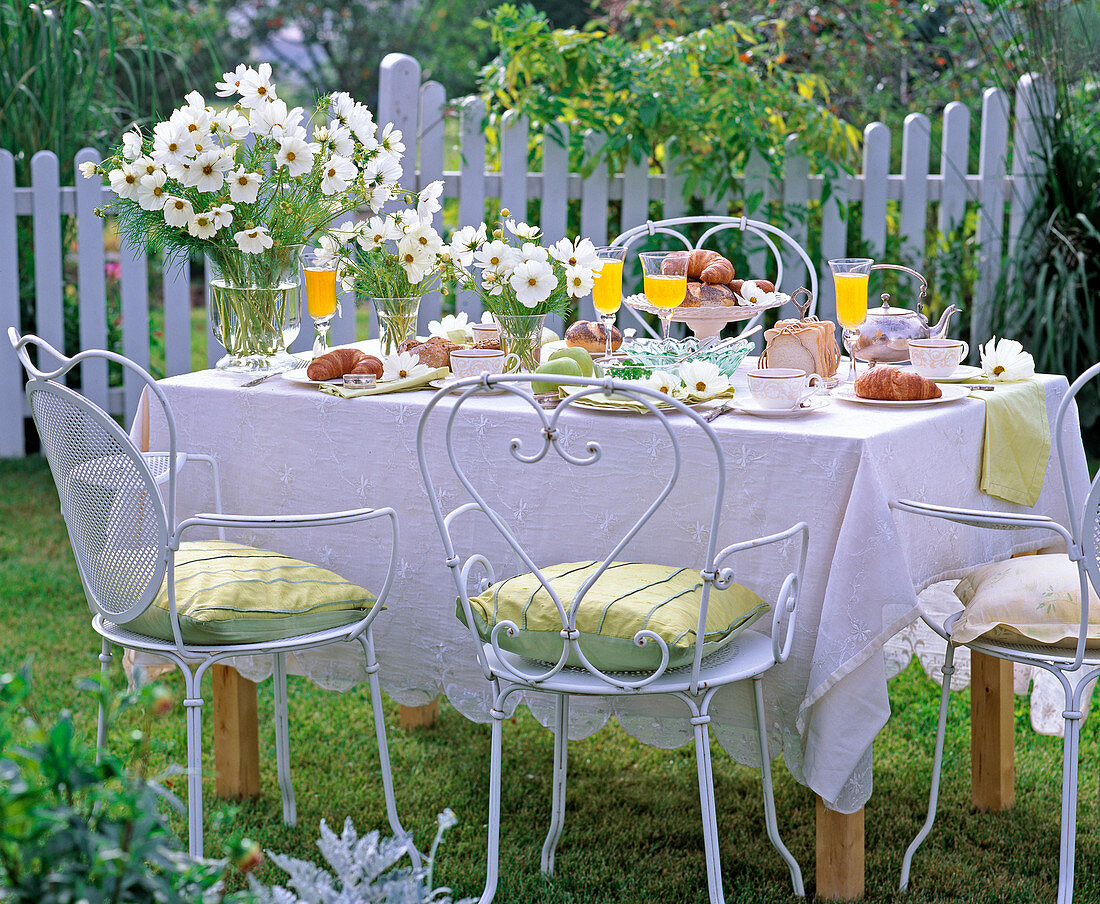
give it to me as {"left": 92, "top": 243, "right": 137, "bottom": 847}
{"left": 509, "top": 259, "right": 557, "bottom": 307}
{"left": 519, "top": 242, "right": 549, "bottom": 264}
{"left": 400, "top": 220, "right": 444, "bottom": 257}
{"left": 187, "top": 210, "right": 218, "bottom": 239}
{"left": 549, "top": 236, "right": 599, "bottom": 270}
{"left": 564, "top": 264, "right": 595, "bottom": 298}
{"left": 319, "top": 154, "right": 356, "bottom": 195}
{"left": 121, "top": 128, "right": 143, "bottom": 161}
{"left": 107, "top": 164, "right": 140, "bottom": 200}
{"left": 428, "top": 312, "right": 470, "bottom": 340}
{"left": 135, "top": 170, "right": 168, "bottom": 210}
{"left": 162, "top": 195, "right": 193, "bottom": 227}
{"left": 326, "top": 125, "right": 355, "bottom": 157}
{"left": 227, "top": 168, "right": 262, "bottom": 204}
{"left": 188, "top": 148, "right": 232, "bottom": 192}
{"left": 679, "top": 361, "right": 730, "bottom": 397}
{"left": 151, "top": 120, "right": 191, "bottom": 164}
{"left": 506, "top": 218, "right": 540, "bottom": 240}
{"left": 378, "top": 122, "right": 404, "bottom": 155}
{"left": 416, "top": 180, "right": 444, "bottom": 221}
{"left": 234, "top": 226, "right": 274, "bottom": 254}
{"left": 738, "top": 280, "right": 777, "bottom": 307}
{"left": 447, "top": 224, "right": 486, "bottom": 267}
{"left": 312, "top": 235, "right": 341, "bottom": 267}
{"left": 482, "top": 269, "right": 508, "bottom": 296}
{"left": 362, "top": 154, "right": 402, "bottom": 189}
{"left": 396, "top": 239, "right": 436, "bottom": 284}
{"left": 382, "top": 351, "right": 428, "bottom": 382}
{"left": 133, "top": 156, "right": 159, "bottom": 177}
{"left": 212, "top": 107, "right": 250, "bottom": 140}
{"left": 645, "top": 370, "right": 679, "bottom": 395}
{"left": 474, "top": 240, "right": 516, "bottom": 275}
{"left": 215, "top": 64, "right": 250, "bottom": 98}
{"left": 238, "top": 62, "right": 276, "bottom": 108}
{"left": 345, "top": 104, "right": 376, "bottom": 145}
{"left": 249, "top": 99, "right": 304, "bottom": 139}
{"left": 358, "top": 215, "right": 401, "bottom": 251}
{"left": 78, "top": 161, "right": 98, "bottom": 179}
{"left": 275, "top": 135, "right": 318, "bottom": 177}
{"left": 330, "top": 220, "right": 363, "bottom": 245}
{"left": 979, "top": 336, "right": 1035, "bottom": 381}
{"left": 210, "top": 203, "right": 235, "bottom": 230}
{"left": 329, "top": 91, "right": 356, "bottom": 121}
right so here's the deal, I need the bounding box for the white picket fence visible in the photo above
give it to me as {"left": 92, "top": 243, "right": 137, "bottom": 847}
{"left": 0, "top": 53, "right": 1051, "bottom": 457}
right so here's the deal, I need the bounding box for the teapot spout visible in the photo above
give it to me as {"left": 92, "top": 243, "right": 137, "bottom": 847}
{"left": 930, "top": 304, "right": 961, "bottom": 339}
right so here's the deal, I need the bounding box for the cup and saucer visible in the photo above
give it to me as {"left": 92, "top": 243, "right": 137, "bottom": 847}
{"left": 908, "top": 339, "right": 981, "bottom": 382}
{"left": 430, "top": 348, "right": 520, "bottom": 395}
{"left": 730, "top": 368, "right": 831, "bottom": 418}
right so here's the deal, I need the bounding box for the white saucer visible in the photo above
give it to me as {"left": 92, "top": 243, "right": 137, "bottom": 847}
{"left": 730, "top": 396, "right": 830, "bottom": 418}
{"left": 928, "top": 365, "right": 983, "bottom": 382}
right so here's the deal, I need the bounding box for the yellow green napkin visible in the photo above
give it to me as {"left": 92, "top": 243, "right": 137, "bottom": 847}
{"left": 561, "top": 385, "right": 735, "bottom": 413}
{"left": 319, "top": 367, "right": 448, "bottom": 398}
{"left": 967, "top": 379, "right": 1050, "bottom": 506}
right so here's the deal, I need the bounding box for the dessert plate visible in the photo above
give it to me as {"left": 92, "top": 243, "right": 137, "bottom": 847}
{"left": 833, "top": 384, "right": 971, "bottom": 407}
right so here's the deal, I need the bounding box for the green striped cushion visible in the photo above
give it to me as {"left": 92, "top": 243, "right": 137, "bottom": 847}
{"left": 462, "top": 561, "right": 768, "bottom": 671}
{"left": 127, "top": 540, "right": 374, "bottom": 644}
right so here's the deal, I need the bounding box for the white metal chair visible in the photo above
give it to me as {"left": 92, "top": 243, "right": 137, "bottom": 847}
{"left": 417, "top": 372, "right": 809, "bottom": 903}
{"left": 610, "top": 215, "right": 819, "bottom": 339}
{"left": 8, "top": 328, "right": 419, "bottom": 865}
{"left": 893, "top": 361, "right": 1100, "bottom": 904}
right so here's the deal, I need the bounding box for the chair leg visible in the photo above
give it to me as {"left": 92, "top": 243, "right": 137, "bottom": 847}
{"left": 692, "top": 711, "right": 726, "bottom": 904}
{"left": 753, "top": 677, "right": 804, "bottom": 897}
{"left": 481, "top": 706, "right": 505, "bottom": 904}
{"left": 540, "top": 694, "right": 569, "bottom": 877}
{"left": 900, "top": 642, "right": 956, "bottom": 892}
{"left": 96, "top": 639, "right": 112, "bottom": 762}
{"left": 359, "top": 634, "right": 421, "bottom": 871}
{"left": 272, "top": 653, "right": 297, "bottom": 827}
{"left": 1057, "top": 711, "right": 1084, "bottom": 904}
{"left": 181, "top": 669, "right": 205, "bottom": 859}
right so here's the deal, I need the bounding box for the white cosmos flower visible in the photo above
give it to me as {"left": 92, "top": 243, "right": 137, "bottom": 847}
{"left": 506, "top": 218, "right": 540, "bottom": 240}
{"left": 447, "top": 224, "right": 486, "bottom": 267}
{"left": 358, "top": 215, "right": 401, "bottom": 250}
{"left": 330, "top": 91, "right": 356, "bottom": 120}
{"left": 382, "top": 351, "right": 429, "bottom": 382}
{"left": 215, "top": 64, "right": 250, "bottom": 97}
{"left": 549, "top": 236, "right": 599, "bottom": 269}
{"left": 980, "top": 336, "right": 1035, "bottom": 381}
{"left": 428, "top": 312, "right": 470, "bottom": 340}
{"left": 330, "top": 220, "right": 362, "bottom": 245}
{"left": 320, "top": 154, "right": 357, "bottom": 195}
{"left": 362, "top": 154, "right": 402, "bottom": 189}
{"left": 327, "top": 125, "right": 354, "bottom": 157}
{"left": 187, "top": 210, "right": 218, "bottom": 239}
{"left": 416, "top": 180, "right": 444, "bottom": 221}
{"left": 189, "top": 148, "right": 232, "bottom": 192}
{"left": 481, "top": 270, "right": 508, "bottom": 296}
{"left": 474, "top": 240, "right": 516, "bottom": 275}
{"left": 678, "top": 361, "right": 730, "bottom": 398}
{"left": 275, "top": 135, "right": 318, "bottom": 177}
{"left": 645, "top": 370, "right": 679, "bottom": 395}
{"left": 378, "top": 122, "right": 404, "bottom": 156}
{"left": 122, "top": 128, "right": 143, "bottom": 160}
{"left": 509, "top": 259, "right": 557, "bottom": 307}
{"left": 135, "top": 170, "right": 168, "bottom": 210}
{"left": 401, "top": 221, "right": 444, "bottom": 257}
{"left": 345, "top": 104, "right": 376, "bottom": 145}
{"left": 108, "top": 164, "right": 140, "bottom": 200}
{"left": 162, "top": 196, "right": 193, "bottom": 227}
{"left": 312, "top": 235, "right": 341, "bottom": 267}
{"left": 738, "top": 280, "right": 777, "bottom": 306}
{"left": 396, "top": 239, "right": 435, "bottom": 284}
{"left": 210, "top": 203, "right": 235, "bottom": 230}
{"left": 249, "top": 99, "right": 304, "bottom": 139}
{"left": 234, "top": 226, "right": 274, "bottom": 254}
{"left": 179, "top": 91, "right": 214, "bottom": 131}
{"left": 212, "top": 107, "right": 250, "bottom": 140}
{"left": 78, "top": 161, "right": 98, "bottom": 179}
{"left": 227, "top": 168, "right": 262, "bottom": 204}
{"left": 481, "top": 311, "right": 497, "bottom": 324}
{"left": 133, "top": 156, "right": 159, "bottom": 177}
{"left": 238, "top": 62, "right": 276, "bottom": 108}
{"left": 519, "top": 242, "right": 549, "bottom": 264}
{"left": 564, "top": 264, "right": 595, "bottom": 298}
{"left": 152, "top": 120, "right": 191, "bottom": 164}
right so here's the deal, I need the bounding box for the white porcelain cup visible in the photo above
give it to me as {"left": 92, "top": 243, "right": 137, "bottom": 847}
{"left": 448, "top": 348, "right": 520, "bottom": 379}
{"left": 908, "top": 339, "right": 969, "bottom": 379}
{"left": 746, "top": 368, "right": 823, "bottom": 409}
{"left": 470, "top": 323, "right": 502, "bottom": 345}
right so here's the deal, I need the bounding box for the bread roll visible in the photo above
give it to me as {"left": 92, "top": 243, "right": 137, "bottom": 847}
{"left": 683, "top": 281, "right": 737, "bottom": 307}
{"left": 307, "top": 348, "right": 380, "bottom": 381}
{"left": 565, "top": 320, "right": 622, "bottom": 353}
{"left": 399, "top": 336, "right": 459, "bottom": 369}
{"left": 854, "top": 366, "right": 941, "bottom": 401}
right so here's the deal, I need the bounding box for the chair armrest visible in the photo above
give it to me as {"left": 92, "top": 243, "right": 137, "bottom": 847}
{"left": 173, "top": 506, "right": 391, "bottom": 538}
{"left": 891, "top": 499, "right": 1077, "bottom": 554}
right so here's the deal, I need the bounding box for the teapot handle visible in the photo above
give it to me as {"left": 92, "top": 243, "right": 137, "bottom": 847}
{"left": 869, "top": 263, "right": 929, "bottom": 312}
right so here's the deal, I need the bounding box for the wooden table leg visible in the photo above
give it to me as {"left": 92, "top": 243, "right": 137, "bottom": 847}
{"left": 212, "top": 664, "right": 261, "bottom": 798}
{"left": 399, "top": 700, "right": 440, "bottom": 730}
{"left": 816, "top": 796, "right": 865, "bottom": 900}
{"left": 970, "top": 649, "right": 1014, "bottom": 810}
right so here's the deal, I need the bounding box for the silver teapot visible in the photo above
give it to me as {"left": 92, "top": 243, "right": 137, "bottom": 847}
{"left": 850, "top": 264, "right": 960, "bottom": 364}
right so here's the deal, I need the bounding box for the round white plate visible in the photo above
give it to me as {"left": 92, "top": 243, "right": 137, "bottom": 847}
{"left": 832, "top": 383, "right": 972, "bottom": 407}
{"left": 730, "top": 396, "right": 831, "bottom": 418}
{"left": 929, "top": 365, "right": 983, "bottom": 382}
{"left": 281, "top": 369, "right": 333, "bottom": 387}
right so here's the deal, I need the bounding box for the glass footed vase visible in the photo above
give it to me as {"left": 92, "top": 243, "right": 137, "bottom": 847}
{"left": 208, "top": 245, "right": 302, "bottom": 373}
{"left": 370, "top": 295, "right": 421, "bottom": 355}
{"left": 496, "top": 313, "right": 547, "bottom": 372}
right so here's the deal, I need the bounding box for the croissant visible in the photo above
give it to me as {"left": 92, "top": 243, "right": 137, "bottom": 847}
{"left": 854, "top": 366, "right": 941, "bottom": 401}
{"left": 306, "top": 348, "right": 382, "bottom": 381}
{"left": 686, "top": 249, "right": 736, "bottom": 284}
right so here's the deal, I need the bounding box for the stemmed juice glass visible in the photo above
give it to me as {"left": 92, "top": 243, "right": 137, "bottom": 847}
{"left": 638, "top": 251, "right": 688, "bottom": 341}
{"left": 301, "top": 247, "right": 340, "bottom": 358}
{"left": 828, "top": 258, "right": 874, "bottom": 381}
{"left": 591, "top": 246, "right": 626, "bottom": 359}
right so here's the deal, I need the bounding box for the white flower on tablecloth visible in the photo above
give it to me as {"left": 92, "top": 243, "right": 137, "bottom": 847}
{"left": 510, "top": 259, "right": 557, "bottom": 307}
{"left": 319, "top": 154, "right": 356, "bottom": 195}
{"left": 428, "top": 312, "right": 470, "bottom": 342}
{"left": 378, "top": 122, "right": 404, "bottom": 156}
{"left": 162, "top": 196, "right": 193, "bottom": 228}
{"left": 238, "top": 62, "right": 276, "bottom": 108}
{"left": 679, "top": 360, "right": 730, "bottom": 397}
{"left": 549, "top": 236, "right": 599, "bottom": 270}
{"left": 644, "top": 370, "right": 679, "bottom": 395}
{"left": 215, "top": 63, "right": 249, "bottom": 97}
{"left": 234, "top": 226, "right": 273, "bottom": 254}
{"left": 227, "top": 168, "right": 262, "bottom": 204}
{"left": 136, "top": 170, "right": 168, "bottom": 210}
{"left": 275, "top": 135, "right": 317, "bottom": 177}
{"left": 122, "top": 128, "right": 143, "bottom": 160}
{"left": 108, "top": 164, "right": 140, "bottom": 200}
{"left": 210, "top": 203, "right": 235, "bottom": 230}
{"left": 382, "top": 351, "right": 429, "bottom": 382}
{"left": 187, "top": 211, "right": 218, "bottom": 239}
{"left": 396, "top": 239, "right": 435, "bottom": 284}
{"left": 564, "top": 264, "right": 595, "bottom": 298}
{"left": 448, "top": 224, "right": 487, "bottom": 267}
{"left": 979, "top": 336, "right": 1035, "bottom": 381}
{"left": 505, "top": 218, "right": 540, "bottom": 241}
{"left": 739, "top": 280, "right": 777, "bottom": 307}
{"left": 416, "top": 180, "right": 444, "bottom": 221}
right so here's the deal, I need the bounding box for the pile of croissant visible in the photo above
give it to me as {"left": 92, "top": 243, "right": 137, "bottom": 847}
{"left": 659, "top": 249, "right": 775, "bottom": 307}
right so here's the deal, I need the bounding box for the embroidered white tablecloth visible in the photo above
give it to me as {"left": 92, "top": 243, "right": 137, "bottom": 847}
{"left": 135, "top": 361, "right": 1087, "bottom": 813}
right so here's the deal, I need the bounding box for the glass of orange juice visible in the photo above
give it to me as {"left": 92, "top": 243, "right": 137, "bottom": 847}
{"left": 638, "top": 251, "right": 689, "bottom": 341}
{"left": 828, "top": 258, "right": 873, "bottom": 381}
{"left": 301, "top": 247, "right": 340, "bottom": 358}
{"left": 592, "top": 246, "right": 626, "bottom": 359}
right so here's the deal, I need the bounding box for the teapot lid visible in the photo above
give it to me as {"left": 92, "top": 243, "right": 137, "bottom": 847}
{"left": 871, "top": 294, "right": 919, "bottom": 316}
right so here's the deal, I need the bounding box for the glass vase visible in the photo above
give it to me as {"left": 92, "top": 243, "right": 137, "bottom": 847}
{"left": 497, "top": 312, "right": 547, "bottom": 372}
{"left": 208, "top": 245, "right": 302, "bottom": 372}
{"left": 371, "top": 295, "right": 421, "bottom": 355}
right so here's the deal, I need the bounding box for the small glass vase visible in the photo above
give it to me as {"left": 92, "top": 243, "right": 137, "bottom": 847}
{"left": 497, "top": 312, "right": 547, "bottom": 372}
{"left": 208, "top": 245, "right": 302, "bottom": 373}
{"left": 371, "top": 295, "right": 420, "bottom": 355}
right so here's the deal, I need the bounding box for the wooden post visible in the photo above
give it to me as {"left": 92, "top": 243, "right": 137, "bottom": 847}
{"left": 970, "top": 650, "right": 1015, "bottom": 810}
{"left": 816, "top": 796, "right": 865, "bottom": 900}
{"left": 212, "top": 664, "right": 261, "bottom": 799}
{"left": 399, "top": 700, "right": 440, "bottom": 730}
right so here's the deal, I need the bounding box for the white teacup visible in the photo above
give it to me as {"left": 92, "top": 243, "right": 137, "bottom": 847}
{"left": 448, "top": 348, "right": 520, "bottom": 379}
{"left": 908, "top": 339, "right": 969, "bottom": 379}
{"left": 470, "top": 323, "right": 502, "bottom": 345}
{"left": 746, "top": 368, "right": 823, "bottom": 410}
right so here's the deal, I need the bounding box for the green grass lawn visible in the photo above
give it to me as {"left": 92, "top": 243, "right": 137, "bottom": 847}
{"left": 2, "top": 455, "right": 1097, "bottom": 902}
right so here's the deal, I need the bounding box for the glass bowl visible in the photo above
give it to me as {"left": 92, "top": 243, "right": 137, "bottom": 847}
{"left": 606, "top": 337, "right": 750, "bottom": 381}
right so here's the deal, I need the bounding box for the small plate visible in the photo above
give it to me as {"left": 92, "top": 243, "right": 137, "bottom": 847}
{"left": 833, "top": 383, "right": 972, "bottom": 407}
{"left": 929, "top": 365, "right": 983, "bottom": 383}
{"left": 729, "top": 396, "right": 831, "bottom": 418}
{"left": 281, "top": 368, "right": 333, "bottom": 387}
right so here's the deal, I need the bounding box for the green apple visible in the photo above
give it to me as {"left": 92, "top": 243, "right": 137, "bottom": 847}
{"left": 532, "top": 357, "right": 582, "bottom": 393}
{"left": 548, "top": 346, "right": 595, "bottom": 378}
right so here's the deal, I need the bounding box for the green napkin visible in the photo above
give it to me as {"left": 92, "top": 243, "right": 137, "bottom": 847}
{"left": 967, "top": 379, "right": 1050, "bottom": 506}
{"left": 319, "top": 367, "right": 448, "bottom": 398}
{"left": 561, "top": 385, "right": 735, "bottom": 413}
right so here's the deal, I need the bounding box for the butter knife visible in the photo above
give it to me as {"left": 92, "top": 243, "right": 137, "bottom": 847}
{"left": 704, "top": 403, "right": 736, "bottom": 422}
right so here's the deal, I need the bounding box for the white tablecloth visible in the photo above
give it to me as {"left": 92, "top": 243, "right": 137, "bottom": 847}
{"left": 136, "top": 361, "right": 1087, "bottom": 813}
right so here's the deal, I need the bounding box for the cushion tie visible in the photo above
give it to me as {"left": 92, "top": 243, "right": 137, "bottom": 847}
{"left": 559, "top": 627, "right": 581, "bottom": 641}
{"left": 489, "top": 707, "right": 506, "bottom": 721}
{"left": 1063, "top": 709, "right": 1084, "bottom": 721}
{"left": 690, "top": 714, "right": 711, "bottom": 726}
{"left": 445, "top": 555, "right": 460, "bottom": 567}
{"left": 183, "top": 697, "right": 203, "bottom": 708}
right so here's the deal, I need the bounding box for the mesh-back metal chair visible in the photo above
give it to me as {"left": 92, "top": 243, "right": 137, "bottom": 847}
{"left": 610, "top": 215, "right": 819, "bottom": 339}
{"left": 417, "top": 373, "right": 809, "bottom": 903}
{"left": 9, "top": 328, "right": 418, "bottom": 864}
{"left": 893, "top": 361, "right": 1100, "bottom": 904}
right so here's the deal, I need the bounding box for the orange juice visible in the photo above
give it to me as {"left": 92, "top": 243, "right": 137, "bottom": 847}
{"left": 592, "top": 259, "right": 623, "bottom": 314}
{"left": 304, "top": 267, "right": 337, "bottom": 318}
{"left": 834, "top": 273, "right": 869, "bottom": 328}
{"left": 643, "top": 273, "right": 687, "bottom": 310}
